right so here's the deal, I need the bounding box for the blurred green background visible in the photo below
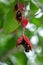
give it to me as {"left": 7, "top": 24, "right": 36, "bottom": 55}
{"left": 0, "top": 0, "right": 43, "bottom": 65}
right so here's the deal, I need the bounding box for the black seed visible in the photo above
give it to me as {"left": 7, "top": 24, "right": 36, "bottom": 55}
{"left": 20, "top": 39, "right": 26, "bottom": 44}
{"left": 25, "top": 49, "right": 29, "bottom": 52}
{"left": 16, "top": 16, "right": 22, "bottom": 21}
{"left": 14, "top": 4, "right": 18, "bottom": 11}
{"left": 16, "top": 11, "right": 22, "bottom": 17}
{"left": 16, "top": 10, "right": 22, "bottom": 21}
{"left": 25, "top": 45, "right": 30, "bottom": 52}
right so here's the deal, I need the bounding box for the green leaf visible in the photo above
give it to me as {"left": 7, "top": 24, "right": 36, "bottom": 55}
{"left": 0, "top": 9, "right": 4, "bottom": 28}
{"left": 7, "top": 52, "right": 28, "bottom": 65}
{"left": 38, "top": 36, "right": 43, "bottom": 47}
{"left": 0, "top": 34, "right": 17, "bottom": 58}
{"left": 36, "top": 54, "right": 43, "bottom": 65}
{"left": 5, "top": 34, "right": 17, "bottom": 51}
{"left": 4, "top": 10, "right": 19, "bottom": 34}
{"left": 25, "top": 29, "right": 34, "bottom": 39}
{"left": 13, "top": 52, "right": 27, "bottom": 65}
{"left": 39, "top": 0, "right": 43, "bottom": 4}
{"left": 30, "top": 0, "right": 39, "bottom": 14}
{"left": 0, "top": 7, "right": 4, "bottom": 28}
{"left": 30, "top": 16, "right": 43, "bottom": 27}
{"left": 6, "top": 58, "right": 13, "bottom": 65}
{"left": 0, "top": 3, "right": 10, "bottom": 14}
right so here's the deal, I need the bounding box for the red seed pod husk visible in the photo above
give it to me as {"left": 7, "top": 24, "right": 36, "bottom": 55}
{"left": 16, "top": 35, "right": 32, "bottom": 51}
{"left": 23, "top": 35, "right": 32, "bottom": 50}
{"left": 21, "top": 17, "right": 28, "bottom": 28}
{"left": 14, "top": 3, "right": 24, "bottom": 11}
{"left": 19, "top": 3, "right": 24, "bottom": 11}
{"left": 16, "top": 36, "right": 23, "bottom": 47}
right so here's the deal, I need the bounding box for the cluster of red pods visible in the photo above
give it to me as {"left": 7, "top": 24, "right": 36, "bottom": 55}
{"left": 14, "top": 3, "right": 32, "bottom": 52}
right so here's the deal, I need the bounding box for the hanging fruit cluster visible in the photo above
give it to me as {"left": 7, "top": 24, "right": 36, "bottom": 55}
{"left": 14, "top": 3, "right": 32, "bottom": 52}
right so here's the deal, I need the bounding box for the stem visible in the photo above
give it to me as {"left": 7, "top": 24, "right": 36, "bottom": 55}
{"left": 18, "top": 0, "right": 19, "bottom": 7}
{"left": 0, "top": 28, "right": 3, "bottom": 33}
{"left": 22, "top": 28, "right": 25, "bottom": 35}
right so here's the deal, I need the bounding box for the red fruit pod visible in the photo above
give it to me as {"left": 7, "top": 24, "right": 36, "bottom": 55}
{"left": 21, "top": 17, "right": 28, "bottom": 28}
{"left": 16, "top": 36, "right": 23, "bottom": 47}
{"left": 14, "top": 3, "right": 24, "bottom": 11}
{"left": 16, "top": 35, "right": 32, "bottom": 52}
{"left": 19, "top": 3, "right": 24, "bottom": 11}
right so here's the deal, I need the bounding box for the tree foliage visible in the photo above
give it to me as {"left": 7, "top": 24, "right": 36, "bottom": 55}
{"left": 0, "top": 0, "right": 43, "bottom": 65}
